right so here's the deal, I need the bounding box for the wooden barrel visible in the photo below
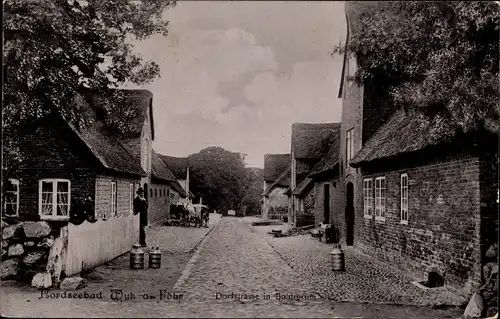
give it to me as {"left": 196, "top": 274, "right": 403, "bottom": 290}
{"left": 148, "top": 247, "right": 162, "bottom": 269}
{"left": 330, "top": 245, "right": 345, "bottom": 271}
{"left": 130, "top": 244, "right": 145, "bottom": 269}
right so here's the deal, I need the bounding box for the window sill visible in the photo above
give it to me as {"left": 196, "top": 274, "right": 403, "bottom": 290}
{"left": 39, "top": 216, "right": 69, "bottom": 221}
{"left": 375, "top": 216, "right": 386, "bottom": 222}
{"left": 400, "top": 220, "right": 408, "bottom": 225}
{"left": 363, "top": 214, "right": 372, "bottom": 220}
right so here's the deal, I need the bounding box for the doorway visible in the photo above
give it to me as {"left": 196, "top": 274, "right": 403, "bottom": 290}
{"left": 346, "top": 182, "right": 354, "bottom": 246}
{"left": 323, "top": 184, "right": 330, "bottom": 224}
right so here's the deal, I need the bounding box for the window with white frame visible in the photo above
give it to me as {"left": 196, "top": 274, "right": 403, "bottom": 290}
{"left": 39, "top": 179, "right": 70, "bottom": 219}
{"left": 346, "top": 129, "right": 354, "bottom": 164}
{"left": 4, "top": 178, "right": 20, "bottom": 217}
{"left": 401, "top": 174, "right": 408, "bottom": 224}
{"left": 110, "top": 182, "right": 117, "bottom": 218}
{"left": 363, "top": 179, "right": 373, "bottom": 217}
{"left": 129, "top": 183, "right": 134, "bottom": 213}
{"left": 375, "top": 177, "right": 386, "bottom": 220}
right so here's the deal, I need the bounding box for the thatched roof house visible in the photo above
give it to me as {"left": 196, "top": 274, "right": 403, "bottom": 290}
{"left": 263, "top": 154, "right": 291, "bottom": 182}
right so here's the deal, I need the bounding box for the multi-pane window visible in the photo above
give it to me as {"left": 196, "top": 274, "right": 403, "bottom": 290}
{"left": 375, "top": 177, "right": 386, "bottom": 220}
{"left": 346, "top": 129, "right": 354, "bottom": 164}
{"left": 363, "top": 179, "right": 373, "bottom": 217}
{"left": 129, "top": 183, "right": 134, "bottom": 213}
{"left": 401, "top": 174, "right": 408, "bottom": 224}
{"left": 110, "top": 182, "right": 117, "bottom": 218}
{"left": 4, "top": 179, "right": 20, "bottom": 217}
{"left": 39, "top": 179, "right": 70, "bottom": 219}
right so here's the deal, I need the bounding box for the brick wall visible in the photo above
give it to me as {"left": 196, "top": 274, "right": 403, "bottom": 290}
{"left": 95, "top": 176, "right": 140, "bottom": 219}
{"left": 13, "top": 118, "right": 99, "bottom": 221}
{"left": 314, "top": 180, "right": 337, "bottom": 227}
{"left": 148, "top": 182, "right": 171, "bottom": 225}
{"left": 357, "top": 154, "right": 484, "bottom": 293}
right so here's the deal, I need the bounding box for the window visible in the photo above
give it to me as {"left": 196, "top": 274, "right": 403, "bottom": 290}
{"left": 39, "top": 179, "right": 70, "bottom": 220}
{"left": 363, "top": 179, "right": 373, "bottom": 217}
{"left": 4, "top": 179, "right": 20, "bottom": 217}
{"left": 150, "top": 189, "right": 153, "bottom": 198}
{"left": 110, "top": 182, "right": 117, "bottom": 218}
{"left": 167, "top": 189, "right": 170, "bottom": 198}
{"left": 154, "top": 189, "right": 157, "bottom": 197}
{"left": 129, "top": 183, "right": 134, "bottom": 213}
{"left": 375, "top": 177, "right": 386, "bottom": 220}
{"left": 401, "top": 174, "right": 408, "bottom": 224}
{"left": 346, "top": 129, "right": 354, "bottom": 164}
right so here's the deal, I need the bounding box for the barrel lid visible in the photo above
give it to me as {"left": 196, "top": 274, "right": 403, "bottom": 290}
{"left": 133, "top": 244, "right": 141, "bottom": 248}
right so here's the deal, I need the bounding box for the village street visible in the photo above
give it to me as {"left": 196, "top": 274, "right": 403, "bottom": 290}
{"left": 1, "top": 216, "right": 465, "bottom": 318}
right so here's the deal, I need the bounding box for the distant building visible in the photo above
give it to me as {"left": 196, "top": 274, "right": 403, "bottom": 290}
{"left": 149, "top": 150, "right": 177, "bottom": 225}
{"left": 158, "top": 155, "right": 195, "bottom": 204}
{"left": 290, "top": 123, "right": 340, "bottom": 227}
{"left": 261, "top": 154, "right": 290, "bottom": 220}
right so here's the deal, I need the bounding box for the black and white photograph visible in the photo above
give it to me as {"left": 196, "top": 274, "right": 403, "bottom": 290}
{"left": 1, "top": 1, "right": 499, "bottom": 318}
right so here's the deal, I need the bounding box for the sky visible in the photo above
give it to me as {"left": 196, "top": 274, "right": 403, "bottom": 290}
{"left": 130, "top": 1, "right": 347, "bottom": 168}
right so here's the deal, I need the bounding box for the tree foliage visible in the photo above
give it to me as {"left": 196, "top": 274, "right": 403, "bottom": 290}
{"left": 188, "top": 147, "right": 248, "bottom": 214}
{"left": 335, "top": 1, "right": 499, "bottom": 138}
{"left": 3, "top": 0, "right": 175, "bottom": 172}
{"left": 241, "top": 167, "right": 264, "bottom": 216}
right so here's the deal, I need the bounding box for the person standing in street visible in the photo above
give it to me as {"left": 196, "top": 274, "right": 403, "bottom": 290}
{"left": 133, "top": 187, "right": 148, "bottom": 247}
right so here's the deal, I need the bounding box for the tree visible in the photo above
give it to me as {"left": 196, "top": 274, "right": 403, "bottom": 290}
{"left": 3, "top": 0, "right": 175, "bottom": 174}
{"left": 335, "top": 1, "right": 499, "bottom": 139}
{"left": 188, "top": 147, "right": 248, "bottom": 214}
{"left": 241, "top": 167, "right": 264, "bottom": 216}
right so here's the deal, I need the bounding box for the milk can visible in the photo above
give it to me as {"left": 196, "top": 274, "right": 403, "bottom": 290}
{"left": 331, "top": 244, "right": 345, "bottom": 271}
{"left": 149, "top": 246, "right": 162, "bottom": 269}
{"left": 130, "top": 244, "right": 145, "bottom": 269}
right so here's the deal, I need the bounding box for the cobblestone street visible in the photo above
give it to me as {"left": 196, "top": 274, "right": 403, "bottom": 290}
{"left": 1, "top": 216, "right": 464, "bottom": 318}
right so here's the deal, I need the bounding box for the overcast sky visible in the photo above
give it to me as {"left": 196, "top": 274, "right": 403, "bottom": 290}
{"left": 130, "top": 1, "right": 346, "bottom": 168}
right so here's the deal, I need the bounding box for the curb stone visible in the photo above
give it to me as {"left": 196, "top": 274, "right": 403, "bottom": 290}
{"left": 174, "top": 222, "right": 219, "bottom": 290}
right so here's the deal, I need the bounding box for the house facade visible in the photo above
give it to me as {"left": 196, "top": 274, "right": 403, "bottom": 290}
{"left": 149, "top": 150, "right": 177, "bottom": 225}
{"left": 2, "top": 90, "right": 154, "bottom": 283}
{"left": 336, "top": 2, "right": 499, "bottom": 294}
{"left": 289, "top": 123, "right": 340, "bottom": 227}
{"left": 261, "top": 154, "right": 290, "bottom": 220}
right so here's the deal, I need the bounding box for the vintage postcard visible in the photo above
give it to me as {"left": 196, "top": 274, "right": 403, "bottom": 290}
{"left": 1, "top": 1, "right": 498, "bottom": 318}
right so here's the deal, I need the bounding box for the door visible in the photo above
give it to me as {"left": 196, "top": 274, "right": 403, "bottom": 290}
{"left": 346, "top": 182, "right": 354, "bottom": 246}
{"left": 323, "top": 184, "right": 330, "bottom": 224}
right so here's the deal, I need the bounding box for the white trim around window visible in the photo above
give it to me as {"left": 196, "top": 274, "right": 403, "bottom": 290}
{"left": 110, "top": 181, "right": 117, "bottom": 218}
{"left": 375, "top": 177, "right": 386, "bottom": 221}
{"left": 129, "top": 183, "right": 134, "bottom": 214}
{"left": 38, "top": 179, "right": 71, "bottom": 220}
{"left": 4, "top": 178, "right": 20, "bottom": 217}
{"left": 401, "top": 174, "right": 409, "bottom": 224}
{"left": 363, "top": 178, "right": 373, "bottom": 218}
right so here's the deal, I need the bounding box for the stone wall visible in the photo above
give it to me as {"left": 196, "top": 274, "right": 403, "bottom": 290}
{"left": 357, "top": 154, "right": 488, "bottom": 294}
{"left": 1, "top": 220, "right": 68, "bottom": 288}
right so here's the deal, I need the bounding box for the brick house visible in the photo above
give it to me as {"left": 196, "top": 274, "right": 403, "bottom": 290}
{"left": 261, "top": 154, "right": 290, "bottom": 220}
{"left": 157, "top": 155, "right": 195, "bottom": 204}
{"left": 290, "top": 123, "right": 340, "bottom": 227}
{"left": 337, "top": 2, "right": 498, "bottom": 294}
{"left": 148, "top": 150, "right": 177, "bottom": 225}
{"left": 4, "top": 90, "right": 157, "bottom": 223}
{"left": 307, "top": 133, "right": 341, "bottom": 229}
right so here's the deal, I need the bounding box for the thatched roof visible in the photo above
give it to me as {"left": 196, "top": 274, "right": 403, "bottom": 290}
{"left": 308, "top": 128, "right": 341, "bottom": 179}
{"left": 262, "top": 167, "right": 291, "bottom": 197}
{"left": 350, "top": 108, "right": 452, "bottom": 167}
{"left": 152, "top": 150, "right": 177, "bottom": 182}
{"left": 170, "top": 180, "right": 187, "bottom": 198}
{"left": 291, "top": 177, "right": 314, "bottom": 197}
{"left": 81, "top": 89, "right": 154, "bottom": 140}
{"left": 264, "top": 154, "right": 291, "bottom": 182}
{"left": 292, "top": 123, "right": 340, "bottom": 160}
{"left": 158, "top": 155, "right": 189, "bottom": 179}
{"left": 68, "top": 94, "right": 146, "bottom": 177}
